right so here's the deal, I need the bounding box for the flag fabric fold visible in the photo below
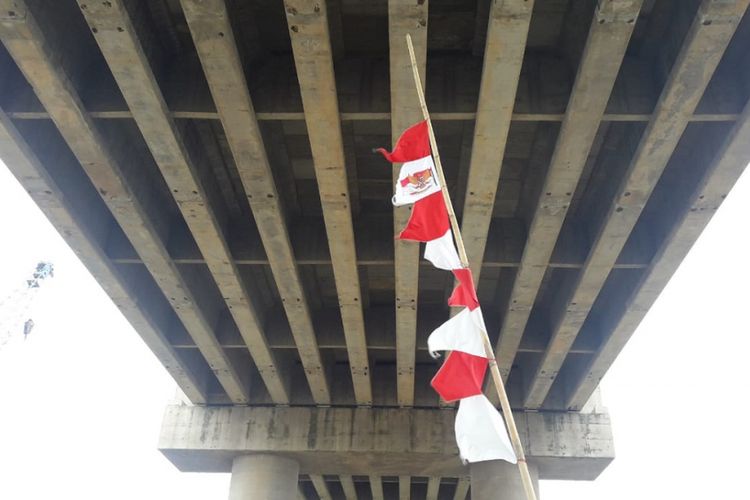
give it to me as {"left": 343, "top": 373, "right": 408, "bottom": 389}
{"left": 376, "top": 120, "right": 430, "bottom": 162}
{"left": 427, "top": 307, "right": 487, "bottom": 358}
{"left": 424, "top": 229, "right": 462, "bottom": 271}
{"left": 430, "top": 350, "right": 488, "bottom": 402}
{"left": 377, "top": 120, "right": 441, "bottom": 206}
{"left": 379, "top": 120, "right": 516, "bottom": 465}
{"left": 455, "top": 394, "right": 517, "bottom": 464}
{"left": 398, "top": 191, "right": 450, "bottom": 241}
{"left": 448, "top": 268, "right": 480, "bottom": 310}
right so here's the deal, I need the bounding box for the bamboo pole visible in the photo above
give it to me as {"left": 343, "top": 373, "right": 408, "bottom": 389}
{"left": 405, "top": 34, "right": 538, "bottom": 500}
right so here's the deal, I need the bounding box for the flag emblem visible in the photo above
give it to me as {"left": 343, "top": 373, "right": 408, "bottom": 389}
{"left": 400, "top": 167, "right": 434, "bottom": 191}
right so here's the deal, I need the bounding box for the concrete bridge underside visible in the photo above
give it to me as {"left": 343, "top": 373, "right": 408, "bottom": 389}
{"left": 2, "top": 0, "right": 750, "bottom": 497}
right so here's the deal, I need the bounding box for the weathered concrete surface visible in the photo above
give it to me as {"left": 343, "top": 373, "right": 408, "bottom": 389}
{"left": 228, "top": 455, "right": 299, "bottom": 500}
{"left": 471, "top": 460, "right": 539, "bottom": 500}
{"left": 158, "top": 405, "right": 613, "bottom": 480}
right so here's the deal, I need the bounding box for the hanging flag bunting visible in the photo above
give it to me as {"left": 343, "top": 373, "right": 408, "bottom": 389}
{"left": 376, "top": 120, "right": 430, "bottom": 162}
{"left": 455, "top": 394, "right": 517, "bottom": 464}
{"left": 448, "top": 268, "right": 480, "bottom": 310}
{"left": 378, "top": 36, "right": 532, "bottom": 493}
{"left": 424, "top": 229, "right": 462, "bottom": 271}
{"left": 398, "top": 191, "right": 450, "bottom": 241}
{"left": 378, "top": 116, "right": 520, "bottom": 469}
{"left": 377, "top": 120, "right": 441, "bottom": 206}
{"left": 427, "top": 307, "right": 488, "bottom": 358}
{"left": 430, "top": 350, "right": 488, "bottom": 402}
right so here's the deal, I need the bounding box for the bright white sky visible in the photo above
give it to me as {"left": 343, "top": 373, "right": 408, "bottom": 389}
{"left": 0, "top": 159, "right": 748, "bottom": 500}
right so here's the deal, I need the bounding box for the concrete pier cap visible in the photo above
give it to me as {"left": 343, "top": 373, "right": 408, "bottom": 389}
{"left": 158, "top": 404, "right": 614, "bottom": 481}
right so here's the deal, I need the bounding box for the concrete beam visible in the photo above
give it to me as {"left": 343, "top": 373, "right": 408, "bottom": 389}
{"left": 284, "top": 0, "right": 372, "bottom": 405}
{"left": 158, "top": 405, "right": 614, "bottom": 480}
{"left": 369, "top": 475, "right": 384, "bottom": 500}
{"left": 0, "top": 0, "right": 243, "bottom": 402}
{"left": 566, "top": 48, "right": 750, "bottom": 411}
{"left": 4, "top": 109, "right": 741, "bottom": 123}
{"left": 452, "top": 477, "right": 470, "bottom": 500}
{"left": 180, "top": 0, "right": 330, "bottom": 405}
{"left": 0, "top": 107, "right": 206, "bottom": 401}
{"left": 76, "top": 0, "right": 291, "bottom": 404}
{"left": 425, "top": 477, "right": 440, "bottom": 500}
{"left": 493, "top": 0, "right": 642, "bottom": 388}
{"left": 339, "top": 475, "right": 357, "bottom": 500}
{"left": 388, "top": 0, "right": 428, "bottom": 407}
{"left": 399, "top": 476, "right": 410, "bottom": 500}
{"left": 460, "top": 0, "right": 533, "bottom": 280}
{"left": 524, "top": 0, "right": 750, "bottom": 409}
{"left": 310, "top": 474, "right": 332, "bottom": 500}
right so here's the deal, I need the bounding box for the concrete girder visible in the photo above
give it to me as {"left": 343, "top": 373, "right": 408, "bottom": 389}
{"left": 158, "top": 405, "right": 614, "bottom": 480}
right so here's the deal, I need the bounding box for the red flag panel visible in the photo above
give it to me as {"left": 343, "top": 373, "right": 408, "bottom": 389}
{"left": 430, "top": 350, "right": 488, "bottom": 402}
{"left": 376, "top": 120, "right": 430, "bottom": 163}
{"left": 448, "top": 268, "right": 480, "bottom": 310}
{"left": 398, "top": 192, "right": 450, "bottom": 242}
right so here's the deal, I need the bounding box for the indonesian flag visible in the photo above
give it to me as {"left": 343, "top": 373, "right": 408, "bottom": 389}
{"left": 379, "top": 120, "right": 515, "bottom": 465}
{"left": 448, "top": 268, "right": 479, "bottom": 310}
{"left": 377, "top": 121, "right": 441, "bottom": 206}
{"left": 428, "top": 307, "right": 487, "bottom": 358}
{"left": 380, "top": 123, "right": 463, "bottom": 270}
{"left": 456, "top": 394, "right": 517, "bottom": 464}
{"left": 428, "top": 307, "right": 489, "bottom": 401}
{"left": 428, "top": 306, "right": 516, "bottom": 464}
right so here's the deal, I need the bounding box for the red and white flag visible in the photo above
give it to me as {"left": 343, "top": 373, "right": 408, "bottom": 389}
{"left": 428, "top": 307, "right": 487, "bottom": 358}
{"left": 427, "top": 307, "right": 516, "bottom": 464}
{"left": 377, "top": 121, "right": 441, "bottom": 206}
{"left": 424, "top": 229, "right": 462, "bottom": 271}
{"left": 398, "top": 191, "right": 450, "bottom": 242}
{"left": 430, "top": 350, "right": 488, "bottom": 402}
{"left": 448, "top": 268, "right": 479, "bottom": 310}
{"left": 379, "top": 120, "right": 516, "bottom": 465}
{"left": 455, "top": 394, "right": 517, "bottom": 464}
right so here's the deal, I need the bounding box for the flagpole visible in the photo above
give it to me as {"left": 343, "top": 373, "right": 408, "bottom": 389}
{"left": 405, "top": 33, "right": 538, "bottom": 500}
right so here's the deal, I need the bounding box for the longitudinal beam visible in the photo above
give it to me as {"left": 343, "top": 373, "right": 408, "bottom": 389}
{"left": 284, "top": 0, "right": 372, "bottom": 405}
{"left": 0, "top": 109, "right": 205, "bottom": 401}
{"left": 453, "top": 477, "right": 470, "bottom": 500}
{"left": 0, "top": 0, "right": 248, "bottom": 402}
{"left": 310, "top": 475, "right": 332, "bottom": 500}
{"left": 524, "top": 0, "right": 750, "bottom": 408}
{"left": 399, "top": 476, "right": 410, "bottom": 499}
{"left": 180, "top": 0, "right": 330, "bottom": 404}
{"left": 567, "top": 76, "right": 750, "bottom": 410}
{"left": 370, "top": 476, "right": 384, "bottom": 500}
{"left": 388, "top": 0, "right": 428, "bottom": 406}
{"left": 426, "top": 477, "right": 440, "bottom": 500}
{"left": 460, "top": 0, "right": 534, "bottom": 280}
{"left": 76, "top": 0, "right": 290, "bottom": 404}
{"left": 340, "top": 475, "right": 357, "bottom": 500}
{"left": 494, "top": 1, "right": 643, "bottom": 385}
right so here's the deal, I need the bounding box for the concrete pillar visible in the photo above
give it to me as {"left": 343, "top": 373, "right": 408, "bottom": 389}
{"left": 228, "top": 454, "right": 299, "bottom": 500}
{"left": 470, "top": 460, "right": 539, "bottom": 500}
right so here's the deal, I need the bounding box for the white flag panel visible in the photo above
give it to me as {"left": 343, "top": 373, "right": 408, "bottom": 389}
{"left": 455, "top": 394, "right": 517, "bottom": 464}
{"left": 391, "top": 155, "right": 442, "bottom": 206}
{"left": 424, "top": 229, "right": 462, "bottom": 271}
{"left": 427, "top": 307, "right": 488, "bottom": 358}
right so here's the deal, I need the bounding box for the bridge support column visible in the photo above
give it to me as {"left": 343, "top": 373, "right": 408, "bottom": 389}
{"left": 470, "top": 460, "right": 539, "bottom": 500}
{"left": 228, "top": 454, "right": 299, "bottom": 500}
